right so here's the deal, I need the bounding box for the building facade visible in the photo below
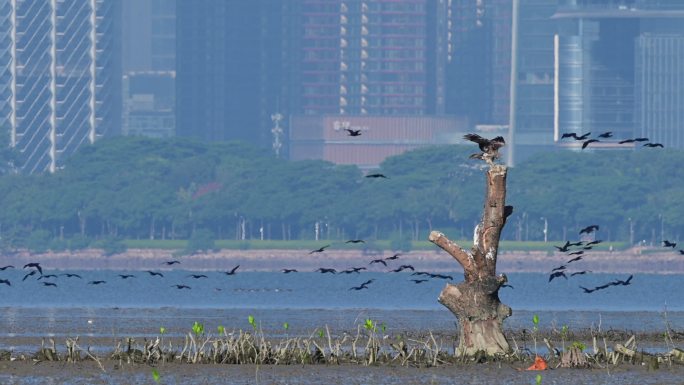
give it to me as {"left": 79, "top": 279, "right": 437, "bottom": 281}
{"left": 0, "top": 0, "right": 121, "bottom": 174}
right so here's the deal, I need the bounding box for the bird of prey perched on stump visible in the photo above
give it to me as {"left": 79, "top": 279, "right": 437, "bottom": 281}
{"left": 463, "top": 133, "right": 506, "bottom": 166}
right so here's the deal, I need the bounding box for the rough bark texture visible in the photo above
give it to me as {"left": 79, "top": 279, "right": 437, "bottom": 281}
{"left": 429, "top": 164, "right": 512, "bottom": 357}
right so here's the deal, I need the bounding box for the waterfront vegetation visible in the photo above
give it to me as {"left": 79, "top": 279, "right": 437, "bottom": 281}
{"left": 0, "top": 136, "right": 682, "bottom": 254}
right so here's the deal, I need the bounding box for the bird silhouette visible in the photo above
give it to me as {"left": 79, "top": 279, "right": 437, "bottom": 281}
{"left": 570, "top": 270, "right": 591, "bottom": 276}
{"left": 551, "top": 265, "right": 567, "bottom": 272}
{"left": 344, "top": 128, "right": 362, "bottom": 136}
{"left": 23, "top": 263, "right": 43, "bottom": 275}
{"left": 501, "top": 284, "right": 514, "bottom": 289}
{"left": 145, "top": 271, "right": 164, "bottom": 278}
{"left": 581, "top": 139, "right": 599, "bottom": 149}
{"left": 42, "top": 282, "right": 57, "bottom": 287}
{"left": 38, "top": 274, "right": 58, "bottom": 280}
{"left": 548, "top": 271, "right": 567, "bottom": 282}
{"left": 613, "top": 275, "right": 633, "bottom": 286}
{"left": 365, "top": 173, "right": 388, "bottom": 179}
{"left": 22, "top": 271, "right": 38, "bottom": 281}
{"left": 187, "top": 274, "right": 208, "bottom": 279}
{"left": 411, "top": 279, "right": 428, "bottom": 284}
{"left": 0, "top": 265, "right": 14, "bottom": 271}
{"left": 561, "top": 132, "right": 579, "bottom": 140}
{"left": 118, "top": 274, "right": 136, "bottom": 279}
{"left": 349, "top": 283, "right": 370, "bottom": 291}
{"left": 618, "top": 138, "right": 636, "bottom": 144}
{"left": 309, "top": 245, "right": 330, "bottom": 254}
{"left": 411, "top": 271, "right": 431, "bottom": 276}
{"left": 385, "top": 253, "right": 401, "bottom": 261}
{"left": 60, "top": 273, "right": 82, "bottom": 279}
{"left": 171, "top": 284, "right": 191, "bottom": 289}
{"left": 554, "top": 241, "right": 572, "bottom": 252}
{"left": 579, "top": 286, "right": 596, "bottom": 294}
{"left": 396, "top": 264, "right": 415, "bottom": 271}
{"left": 678, "top": 250, "right": 684, "bottom": 255}
{"left": 429, "top": 273, "right": 453, "bottom": 280}
{"left": 341, "top": 267, "right": 366, "bottom": 274}
{"left": 345, "top": 239, "right": 365, "bottom": 244}
{"left": 579, "top": 225, "right": 599, "bottom": 234}
{"left": 568, "top": 250, "right": 584, "bottom": 256}
{"left": 582, "top": 246, "right": 593, "bottom": 250}
{"left": 585, "top": 240, "right": 602, "bottom": 246}
{"left": 224, "top": 265, "right": 240, "bottom": 275}
{"left": 643, "top": 143, "right": 664, "bottom": 148}
{"left": 0, "top": 279, "right": 10, "bottom": 286}
{"left": 163, "top": 260, "right": 181, "bottom": 265}
{"left": 369, "top": 259, "right": 387, "bottom": 266}
{"left": 88, "top": 280, "right": 106, "bottom": 285}
{"left": 463, "top": 133, "right": 506, "bottom": 165}
{"left": 663, "top": 240, "right": 677, "bottom": 248}
{"left": 597, "top": 132, "right": 613, "bottom": 138}
{"left": 567, "top": 256, "right": 583, "bottom": 264}
{"left": 316, "top": 268, "right": 337, "bottom": 274}
{"left": 282, "top": 269, "right": 298, "bottom": 273}
{"left": 575, "top": 132, "right": 591, "bottom": 140}
{"left": 634, "top": 137, "right": 649, "bottom": 142}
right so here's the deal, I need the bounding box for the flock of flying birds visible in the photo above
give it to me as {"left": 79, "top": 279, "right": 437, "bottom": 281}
{"left": 560, "top": 131, "right": 664, "bottom": 149}
{"left": 545, "top": 224, "right": 635, "bottom": 294}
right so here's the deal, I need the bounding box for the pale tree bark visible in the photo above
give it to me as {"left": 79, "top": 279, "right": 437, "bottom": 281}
{"left": 429, "top": 164, "right": 512, "bottom": 357}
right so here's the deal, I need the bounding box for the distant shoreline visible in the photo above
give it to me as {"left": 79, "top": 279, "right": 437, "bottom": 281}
{"left": 2, "top": 247, "right": 682, "bottom": 274}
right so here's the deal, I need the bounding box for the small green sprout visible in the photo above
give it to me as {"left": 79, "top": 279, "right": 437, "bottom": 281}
{"left": 217, "top": 325, "right": 225, "bottom": 334}
{"left": 283, "top": 322, "right": 289, "bottom": 330}
{"left": 364, "top": 318, "right": 376, "bottom": 332}
{"left": 318, "top": 329, "right": 325, "bottom": 338}
{"left": 248, "top": 315, "right": 256, "bottom": 330}
{"left": 159, "top": 326, "right": 166, "bottom": 335}
{"left": 532, "top": 314, "right": 539, "bottom": 330}
{"left": 571, "top": 341, "right": 586, "bottom": 352}
{"left": 536, "top": 374, "right": 542, "bottom": 385}
{"left": 381, "top": 322, "right": 387, "bottom": 333}
{"left": 192, "top": 321, "right": 204, "bottom": 336}
{"left": 152, "top": 368, "right": 160, "bottom": 383}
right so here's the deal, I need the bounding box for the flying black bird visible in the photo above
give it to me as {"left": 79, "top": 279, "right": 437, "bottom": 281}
{"left": 463, "top": 133, "right": 506, "bottom": 165}
{"left": 118, "top": 274, "right": 136, "bottom": 279}
{"left": 187, "top": 274, "right": 208, "bottom": 279}
{"left": 171, "top": 284, "right": 191, "bottom": 290}
{"left": 598, "top": 132, "right": 613, "bottom": 138}
{"left": 224, "top": 265, "right": 240, "bottom": 275}
{"left": 282, "top": 269, "right": 298, "bottom": 274}
{"left": 349, "top": 283, "right": 370, "bottom": 291}
{"left": 570, "top": 270, "right": 591, "bottom": 277}
{"left": 548, "top": 271, "right": 568, "bottom": 282}
{"left": 595, "top": 283, "right": 613, "bottom": 291}
{"left": 568, "top": 250, "right": 584, "bottom": 256}
{"left": 561, "top": 132, "right": 579, "bottom": 140}
{"left": 613, "top": 275, "right": 633, "bottom": 286}
{"left": 345, "top": 239, "right": 365, "bottom": 244}
{"left": 579, "top": 225, "right": 599, "bottom": 234}
{"left": 390, "top": 265, "right": 414, "bottom": 273}
{"left": 341, "top": 267, "right": 366, "bottom": 274}
{"left": 88, "top": 280, "right": 106, "bottom": 285}
{"left": 146, "top": 270, "right": 164, "bottom": 278}
{"left": 38, "top": 274, "right": 58, "bottom": 280}
{"left": 369, "top": 259, "right": 388, "bottom": 266}
{"left": 576, "top": 132, "right": 591, "bottom": 140}
{"left": 585, "top": 240, "right": 602, "bottom": 246}
{"left": 554, "top": 241, "right": 573, "bottom": 252}
{"left": 0, "top": 279, "right": 10, "bottom": 286}
{"left": 634, "top": 137, "right": 649, "bottom": 142}
{"left": 22, "top": 271, "right": 38, "bottom": 281}
{"left": 344, "top": 128, "right": 362, "bottom": 136}
{"left": 582, "top": 246, "right": 593, "bottom": 250}
{"left": 385, "top": 253, "right": 401, "bottom": 261}
{"left": 678, "top": 250, "right": 684, "bottom": 255}
{"left": 581, "top": 139, "right": 599, "bottom": 149}
{"left": 551, "top": 265, "right": 567, "bottom": 272}
{"left": 42, "top": 282, "right": 57, "bottom": 287}
{"left": 643, "top": 143, "right": 664, "bottom": 148}
{"left": 580, "top": 286, "right": 596, "bottom": 294}
{"left": 618, "top": 139, "right": 636, "bottom": 144}
{"left": 411, "top": 279, "right": 428, "bottom": 284}
{"left": 309, "top": 245, "right": 331, "bottom": 254}
{"left": 365, "top": 173, "right": 388, "bottom": 179}
{"left": 663, "top": 240, "right": 677, "bottom": 248}
{"left": 23, "top": 263, "right": 42, "bottom": 275}
{"left": 411, "top": 271, "right": 431, "bottom": 276}
{"left": 0, "top": 265, "right": 14, "bottom": 271}
{"left": 60, "top": 273, "right": 82, "bottom": 279}
{"left": 567, "top": 255, "right": 583, "bottom": 264}
{"left": 316, "top": 268, "right": 337, "bottom": 274}
{"left": 360, "top": 279, "right": 375, "bottom": 286}
{"left": 429, "top": 273, "right": 454, "bottom": 280}
{"left": 163, "top": 260, "right": 181, "bottom": 265}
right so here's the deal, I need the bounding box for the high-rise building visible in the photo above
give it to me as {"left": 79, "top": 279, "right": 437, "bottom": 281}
{"left": 175, "top": 0, "right": 283, "bottom": 146}
{"left": 0, "top": 0, "right": 121, "bottom": 174}
{"left": 123, "top": 71, "right": 175, "bottom": 138}
{"left": 555, "top": 0, "right": 684, "bottom": 149}
{"left": 122, "top": 0, "right": 175, "bottom": 73}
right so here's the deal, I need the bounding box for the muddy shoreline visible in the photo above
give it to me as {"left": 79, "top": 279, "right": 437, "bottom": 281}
{"left": 2, "top": 247, "right": 683, "bottom": 274}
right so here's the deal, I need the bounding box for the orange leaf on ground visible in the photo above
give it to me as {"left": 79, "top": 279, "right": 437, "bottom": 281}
{"left": 525, "top": 355, "right": 548, "bottom": 371}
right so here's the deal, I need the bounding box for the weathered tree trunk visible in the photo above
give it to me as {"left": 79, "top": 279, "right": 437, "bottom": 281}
{"left": 429, "top": 164, "right": 512, "bottom": 357}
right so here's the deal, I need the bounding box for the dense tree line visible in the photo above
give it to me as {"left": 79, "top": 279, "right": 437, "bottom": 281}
{"left": 0, "top": 136, "right": 682, "bottom": 250}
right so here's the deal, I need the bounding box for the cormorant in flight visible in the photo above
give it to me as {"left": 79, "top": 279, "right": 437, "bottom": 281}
{"left": 663, "top": 240, "right": 677, "bottom": 248}
{"left": 309, "top": 245, "right": 330, "bottom": 254}
{"left": 146, "top": 271, "right": 164, "bottom": 277}
{"left": 581, "top": 139, "right": 599, "bottom": 149}
{"left": 579, "top": 225, "right": 599, "bottom": 234}
{"left": 365, "top": 173, "right": 388, "bottom": 179}
{"left": 344, "top": 128, "right": 362, "bottom": 137}
{"left": 282, "top": 269, "right": 298, "bottom": 273}
{"left": 548, "top": 271, "right": 567, "bottom": 282}
{"left": 224, "top": 265, "right": 240, "bottom": 275}
{"left": 643, "top": 143, "right": 664, "bottom": 148}
{"left": 23, "top": 263, "right": 42, "bottom": 275}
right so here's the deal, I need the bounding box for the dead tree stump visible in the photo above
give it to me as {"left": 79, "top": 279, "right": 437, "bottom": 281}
{"left": 429, "top": 164, "right": 512, "bottom": 357}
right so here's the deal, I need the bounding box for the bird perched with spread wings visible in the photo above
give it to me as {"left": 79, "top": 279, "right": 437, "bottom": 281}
{"left": 463, "top": 133, "right": 505, "bottom": 165}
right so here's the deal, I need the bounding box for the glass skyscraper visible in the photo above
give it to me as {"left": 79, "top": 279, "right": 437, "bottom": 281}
{"left": 0, "top": 0, "right": 121, "bottom": 174}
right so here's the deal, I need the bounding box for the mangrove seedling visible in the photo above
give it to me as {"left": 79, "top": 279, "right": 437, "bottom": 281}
{"left": 217, "top": 325, "right": 225, "bottom": 335}
{"left": 536, "top": 374, "right": 542, "bottom": 385}
{"left": 152, "top": 368, "right": 161, "bottom": 383}
{"left": 283, "top": 322, "right": 289, "bottom": 330}
{"left": 159, "top": 326, "right": 166, "bottom": 335}
{"left": 532, "top": 314, "right": 539, "bottom": 356}
{"left": 364, "top": 318, "right": 376, "bottom": 333}
{"left": 560, "top": 325, "right": 569, "bottom": 352}
{"left": 248, "top": 315, "right": 256, "bottom": 331}
{"left": 192, "top": 321, "right": 204, "bottom": 337}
